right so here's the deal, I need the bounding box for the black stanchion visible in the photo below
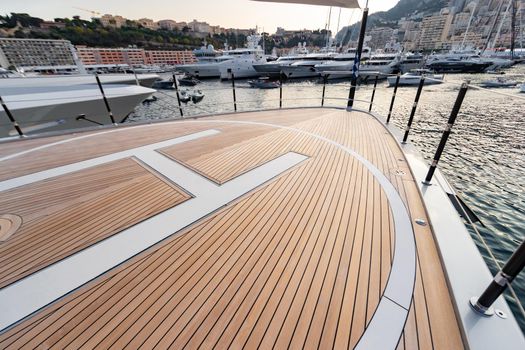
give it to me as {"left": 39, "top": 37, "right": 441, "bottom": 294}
{"left": 424, "top": 82, "right": 469, "bottom": 185}
{"left": 279, "top": 75, "right": 283, "bottom": 109}
{"left": 402, "top": 77, "right": 425, "bottom": 143}
{"left": 471, "top": 239, "right": 525, "bottom": 316}
{"left": 369, "top": 75, "right": 378, "bottom": 112}
{"left": 172, "top": 74, "right": 184, "bottom": 117}
{"left": 321, "top": 75, "right": 327, "bottom": 107}
{"left": 230, "top": 70, "right": 237, "bottom": 112}
{"left": 347, "top": 7, "right": 369, "bottom": 108}
{"left": 387, "top": 73, "right": 400, "bottom": 123}
{"left": 0, "top": 95, "right": 24, "bottom": 137}
{"left": 95, "top": 74, "right": 116, "bottom": 124}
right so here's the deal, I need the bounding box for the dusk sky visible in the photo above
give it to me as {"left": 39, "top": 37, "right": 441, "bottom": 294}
{"left": 0, "top": 0, "right": 400, "bottom": 33}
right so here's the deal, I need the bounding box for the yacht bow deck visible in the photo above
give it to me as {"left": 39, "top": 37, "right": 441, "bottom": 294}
{"left": 0, "top": 108, "right": 463, "bottom": 349}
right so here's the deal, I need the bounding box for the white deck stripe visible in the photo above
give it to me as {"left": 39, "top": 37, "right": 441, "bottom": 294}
{"left": 0, "top": 150, "right": 308, "bottom": 331}
{"left": 0, "top": 129, "right": 220, "bottom": 192}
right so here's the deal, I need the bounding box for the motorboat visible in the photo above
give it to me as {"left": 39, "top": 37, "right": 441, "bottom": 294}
{"left": 426, "top": 57, "right": 492, "bottom": 73}
{"left": 387, "top": 69, "right": 444, "bottom": 87}
{"left": 190, "top": 90, "right": 205, "bottom": 103}
{"left": 178, "top": 90, "right": 191, "bottom": 103}
{"left": 178, "top": 76, "right": 200, "bottom": 87}
{"left": 219, "top": 34, "right": 268, "bottom": 80}
{"left": 520, "top": 84, "right": 525, "bottom": 93}
{"left": 0, "top": 84, "right": 154, "bottom": 136}
{"left": 480, "top": 77, "right": 518, "bottom": 88}
{"left": 248, "top": 78, "right": 281, "bottom": 89}
{"left": 152, "top": 79, "right": 174, "bottom": 90}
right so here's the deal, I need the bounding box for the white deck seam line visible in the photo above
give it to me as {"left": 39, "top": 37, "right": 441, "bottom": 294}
{"left": 0, "top": 117, "right": 415, "bottom": 349}
{"left": 0, "top": 129, "right": 221, "bottom": 193}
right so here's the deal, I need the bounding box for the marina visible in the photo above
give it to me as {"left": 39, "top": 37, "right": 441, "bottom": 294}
{"left": 0, "top": 0, "right": 524, "bottom": 349}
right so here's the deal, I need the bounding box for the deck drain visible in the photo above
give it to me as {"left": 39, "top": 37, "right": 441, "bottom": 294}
{"left": 0, "top": 214, "right": 22, "bottom": 242}
{"left": 495, "top": 309, "right": 507, "bottom": 319}
{"left": 415, "top": 219, "right": 427, "bottom": 226}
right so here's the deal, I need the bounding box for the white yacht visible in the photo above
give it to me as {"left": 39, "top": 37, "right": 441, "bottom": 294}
{"left": 280, "top": 52, "right": 338, "bottom": 79}
{"left": 358, "top": 52, "right": 401, "bottom": 78}
{"left": 253, "top": 43, "right": 310, "bottom": 78}
{"left": 0, "top": 84, "right": 154, "bottom": 136}
{"left": 219, "top": 34, "right": 268, "bottom": 80}
{"left": 176, "top": 44, "right": 231, "bottom": 78}
{"left": 387, "top": 69, "right": 444, "bottom": 86}
{"left": 314, "top": 47, "right": 372, "bottom": 79}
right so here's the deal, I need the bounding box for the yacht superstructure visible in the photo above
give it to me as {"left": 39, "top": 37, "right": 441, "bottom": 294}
{"left": 218, "top": 34, "right": 268, "bottom": 79}
{"left": 176, "top": 44, "right": 231, "bottom": 78}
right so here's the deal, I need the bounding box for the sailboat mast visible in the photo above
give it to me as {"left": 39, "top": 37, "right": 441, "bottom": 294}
{"left": 325, "top": 6, "right": 333, "bottom": 48}
{"left": 510, "top": 0, "right": 516, "bottom": 58}
{"left": 461, "top": 2, "right": 478, "bottom": 50}
{"left": 492, "top": 0, "right": 513, "bottom": 49}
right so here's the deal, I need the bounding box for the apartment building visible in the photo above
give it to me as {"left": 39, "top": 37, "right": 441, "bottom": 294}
{"left": 0, "top": 38, "right": 74, "bottom": 69}
{"left": 76, "top": 46, "right": 196, "bottom": 66}
{"left": 144, "top": 50, "right": 196, "bottom": 65}
{"left": 418, "top": 10, "right": 454, "bottom": 50}
{"left": 76, "top": 47, "right": 146, "bottom": 65}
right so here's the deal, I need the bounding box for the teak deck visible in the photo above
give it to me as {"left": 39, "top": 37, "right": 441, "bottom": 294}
{"left": 0, "top": 108, "right": 464, "bottom": 349}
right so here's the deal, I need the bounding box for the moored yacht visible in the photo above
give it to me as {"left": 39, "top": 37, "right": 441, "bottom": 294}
{"left": 314, "top": 47, "right": 372, "bottom": 79}
{"left": 176, "top": 44, "right": 231, "bottom": 78}
{"left": 219, "top": 34, "right": 268, "bottom": 80}
{"left": 281, "top": 52, "right": 338, "bottom": 79}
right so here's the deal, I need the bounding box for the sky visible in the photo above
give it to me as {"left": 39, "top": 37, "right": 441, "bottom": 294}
{"left": 0, "top": 0, "right": 400, "bottom": 33}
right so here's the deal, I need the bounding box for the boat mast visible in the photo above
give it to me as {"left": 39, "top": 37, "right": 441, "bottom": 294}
{"left": 491, "top": 0, "right": 513, "bottom": 50}
{"left": 461, "top": 1, "right": 478, "bottom": 50}
{"left": 348, "top": 0, "right": 369, "bottom": 108}
{"left": 336, "top": 7, "right": 342, "bottom": 48}
{"left": 483, "top": 0, "right": 504, "bottom": 52}
{"left": 510, "top": 0, "right": 516, "bottom": 58}
{"left": 325, "top": 6, "right": 333, "bottom": 49}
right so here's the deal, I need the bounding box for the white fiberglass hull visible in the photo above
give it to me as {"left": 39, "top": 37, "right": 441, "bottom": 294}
{"left": 176, "top": 64, "right": 222, "bottom": 78}
{"left": 0, "top": 74, "right": 159, "bottom": 89}
{"left": 387, "top": 75, "right": 444, "bottom": 86}
{"left": 281, "top": 65, "right": 320, "bottom": 79}
{"left": 219, "top": 60, "right": 263, "bottom": 80}
{"left": 0, "top": 84, "right": 154, "bottom": 137}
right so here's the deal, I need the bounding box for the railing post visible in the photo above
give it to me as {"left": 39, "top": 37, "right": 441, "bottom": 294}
{"left": 423, "top": 81, "right": 469, "bottom": 185}
{"left": 95, "top": 74, "right": 116, "bottom": 125}
{"left": 230, "top": 70, "right": 237, "bottom": 112}
{"left": 402, "top": 77, "right": 425, "bottom": 143}
{"left": 172, "top": 73, "right": 184, "bottom": 117}
{"left": 386, "top": 73, "right": 400, "bottom": 123}
{"left": 369, "top": 75, "right": 378, "bottom": 112}
{"left": 470, "top": 239, "right": 525, "bottom": 316}
{"left": 0, "top": 95, "right": 24, "bottom": 137}
{"left": 279, "top": 75, "right": 283, "bottom": 109}
{"left": 321, "top": 74, "right": 327, "bottom": 107}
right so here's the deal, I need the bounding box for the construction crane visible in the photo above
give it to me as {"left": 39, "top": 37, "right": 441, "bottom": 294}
{"left": 73, "top": 7, "right": 102, "bottom": 17}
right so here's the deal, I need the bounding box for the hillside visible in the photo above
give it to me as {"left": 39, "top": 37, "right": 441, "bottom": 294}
{"left": 336, "top": 0, "right": 447, "bottom": 44}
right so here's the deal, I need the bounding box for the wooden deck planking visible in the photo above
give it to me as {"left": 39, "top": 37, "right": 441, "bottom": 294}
{"left": 0, "top": 158, "right": 189, "bottom": 288}
{"left": 0, "top": 108, "right": 465, "bottom": 349}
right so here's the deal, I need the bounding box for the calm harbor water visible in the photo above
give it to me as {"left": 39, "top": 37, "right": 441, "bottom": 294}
{"left": 131, "top": 66, "right": 525, "bottom": 329}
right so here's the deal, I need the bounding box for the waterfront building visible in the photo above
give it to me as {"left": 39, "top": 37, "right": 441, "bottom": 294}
{"left": 0, "top": 38, "right": 74, "bottom": 69}
{"left": 76, "top": 47, "right": 146, "bottom": 66}
{"left": 145, "top": 50, "right": 196, "bottom": 65}
{"left": 76, "top": 46, "right": 196, "bottom": 66}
